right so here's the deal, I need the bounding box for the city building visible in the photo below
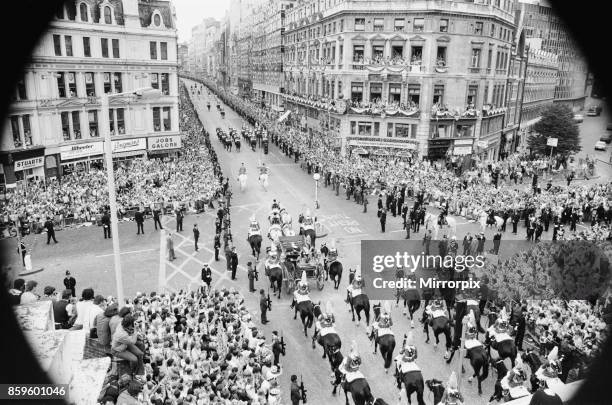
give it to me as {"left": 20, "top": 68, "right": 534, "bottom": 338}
{"left": 517, "top": 0, "right": 588, "bottom": 111}
{"left": 282, "top": 0, "right": 517, "bottom": 161}
{"left": 251, "top": 0, "right": 296, "bottom": 111}
{"left": 178, "top": 42, "right": 189, "bottom": 70}
{"left": 188, "top": 17, "right": 218, "bottom": 78}
{"left": 1, "top": 0, "right": 180, "bottom": 186}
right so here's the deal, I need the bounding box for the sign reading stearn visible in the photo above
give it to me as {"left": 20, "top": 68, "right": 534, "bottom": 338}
{"left": 360, "top": 240, "right": 486, "bottom": 300}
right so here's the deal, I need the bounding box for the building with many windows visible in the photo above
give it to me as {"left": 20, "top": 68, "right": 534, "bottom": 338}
{"left": 282, "top": 0, "right": 517, "bottom": 161}
{"left": 1, "top": 0, "right": 179, "bottom": 185}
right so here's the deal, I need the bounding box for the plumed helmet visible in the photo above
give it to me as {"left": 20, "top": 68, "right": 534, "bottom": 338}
{"left": 325, "top": 301, "right": 334, "bottom": 317}
{"left": 300, "top": 271, "right": 308, "bottom": 287}
{"left": 467, "top": 310, "right": 478, "bottom": 335}
{"left": 383, "top": 301, "right": 392, "bottom": 316}
{"left": 446, "top": 371, "right": 459, "bottom": 391}
{"left": 402, "top": 332, "right": 417, "bottom": 361}
{"left": 349, "top": 340, "right": 361, "bottom": 364}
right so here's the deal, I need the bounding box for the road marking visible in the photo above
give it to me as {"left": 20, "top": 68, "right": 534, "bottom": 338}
{"left": 96, "top": 248, "right": 155, "bottom": 258}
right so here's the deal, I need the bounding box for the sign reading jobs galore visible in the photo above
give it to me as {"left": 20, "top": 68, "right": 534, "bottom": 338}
{"left": 14, "top": 156, "right": 44, "bottom": 171}
{"left": 148, "top": 135, "right": 182, "bottom": 151}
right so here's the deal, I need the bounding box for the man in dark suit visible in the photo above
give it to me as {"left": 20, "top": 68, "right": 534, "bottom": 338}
{"left": 379, "top": 208, "right": 387, "bottom": 233}
{"left": 511, "top": 211, "right": 520, "bottom": 234}
{"left": 259, "top": 289, "right": 269, "bottom": 324}
{"left": 135, "top": 208, "right": 144, "bottom": 235}
{"left": 63, "top": 270, "right": 76, "bottom": 297}
{"left": 201, "top": 264, "right": 212, "bottom": 292}
{"left": 175, "top": 208, "right": 184, "bottom": 232}
{"left": 153, "top": 207, "right": 163, "bottom": 230}
{"left": 193, "top": 224, "right": 200, "bottom": 251}
{"left": 230, "top": 246, "right": 239, "bottom": 280}
{"left": 102, "top": 211, "right": 111, "bottom": 239}
{"left": 214, "top": 233, "right": 221, "bottom": 261}
{"left": 44, "top": 217, "right": 58, "bottom": 244}
{"left": 17, "top": 241, "right": 26, "bottom": 266}
{"left": 423, "top": 230, "right": 432, "bottom": 255}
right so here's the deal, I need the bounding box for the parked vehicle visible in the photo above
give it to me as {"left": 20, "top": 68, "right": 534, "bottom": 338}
{"left": 595, "top": 141, "right": 607, "bottom": 151}
{"left": 600, "top": 133, "right": 612, "bottom": 143}
{"left": 587, "top": 105, "right": 603, "bottom": 116}
{"left": 573, "top": 114, "right": 584, "bottom": 123}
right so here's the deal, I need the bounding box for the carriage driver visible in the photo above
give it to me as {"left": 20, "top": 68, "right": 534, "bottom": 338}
{"left": 338, "top": 341, "right": 364, "bottom": 383}
{"left": 291, "top": 271, "right": 311, "bottom": 308}
{"left": 313, "top": 301, "right": 336, "bottom": 343}
{"left": 394, "top": 332, "right": 419, "bottom": 388}
{"left": 346, "top": 271, "right": 364, "bottom": 303}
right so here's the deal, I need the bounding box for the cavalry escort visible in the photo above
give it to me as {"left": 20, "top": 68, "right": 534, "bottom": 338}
{"left": 368, "top": 301, "right": 396, "bottom": 372}
{"left": 312, "top": 301, "right": 342, "bottom": 366}
{"left": 291, "top": 271, "right": 315, "bottom": 336}
{"left": 247, "top": 216, "right": 262, "bottom": 259}
{"left": 423, "top": 298, "right": 452, "bottom": 359}
{"left": 346, "top": 271, "right": 371, "bottom": 325}
{"left": 394, "top": 332, "right": 426, "bottom": 405}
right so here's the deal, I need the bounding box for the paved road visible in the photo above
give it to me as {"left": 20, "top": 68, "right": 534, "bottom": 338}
{"left": 575, "top": 98, "right": 612, "bottom": 179}
{"left": 10, "top": 82, "right": 608, "bottom": 404}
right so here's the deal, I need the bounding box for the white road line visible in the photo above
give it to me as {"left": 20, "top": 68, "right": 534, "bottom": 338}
{"left": 95, "top": 249, "right": 155, "bottom": 258}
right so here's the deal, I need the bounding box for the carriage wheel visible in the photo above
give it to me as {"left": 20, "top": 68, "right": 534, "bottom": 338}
{"left": 316, "top": 265, "right": 325, "bottom": 290}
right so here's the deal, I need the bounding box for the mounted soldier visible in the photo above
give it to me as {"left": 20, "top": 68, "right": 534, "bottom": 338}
{"left": 292, "top": 271, "right": 311, "bottom": 308}
{"left": 346, "top": 271, "right": 364, "bottom": 304}
{"left": 437, "top": 372, "right": 464, "bottom": 405}
{"left": 292, "top": 271, "right": 315, "bottom": 336}
{"left": 370, "top": 301, "right": 393, "bottom": 342}
{"left": 534, "top": 346, "right": 564, "bottom": 389}
{"left": 248, "top": 216, "right": 261, "bottom": 237}
{"left": 338, "top": 341, "right": 364, "bottom": 384}
{"left": 394, "top": 332, "right": 425, "bottom": 404}
{"left": 500, "top": 355, "right": 530, "bottom": 401}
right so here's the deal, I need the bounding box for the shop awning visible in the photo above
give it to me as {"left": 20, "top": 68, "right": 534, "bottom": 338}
{"left": 277, "top": 110, "right": 291, "bottom": 123}
{"left": 113, "top": 150, "right": 146, "bottom": 159}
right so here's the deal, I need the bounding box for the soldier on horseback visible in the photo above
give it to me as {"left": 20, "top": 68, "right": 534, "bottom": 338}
{"left": 425, "top": 298, "right": 447, "bottom": 321}
{"left": 346, "top": 272, "right": 364, "bottom": 303}
{"left": 534, "top": 346, "right": 564, "bottom": 389}
{"left": 248, "top": 216, "right": 261, "bottom": 237}
{"left": 500, "top": 355, "right": 530, "bottom": 401}
{"left": 370, "top": 302, "right": 393, "bottom": 341}
{"left": 487, "top": 307, "right": 512, "bottom": 344}
{"left": 438, "top": 372, "right": 464, "bottom": 405}
{"left": 338, "top": 341, "right": 364, "bottom": 382}
{"left": 394, "top": 332, "right": 419, "bottom": 381}
{"left": 313, "top": 301, "right": 336, "bottom": 345}
{"left": 291, "top": 271, "right": 311, "bottom": 309}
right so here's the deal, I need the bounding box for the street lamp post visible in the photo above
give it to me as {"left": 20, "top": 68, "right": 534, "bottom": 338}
{"left": 100, "top": 88, "right": 160, "bottom": 304}
{"left": 314, "top": 175, "right": 320, "bottom": 209}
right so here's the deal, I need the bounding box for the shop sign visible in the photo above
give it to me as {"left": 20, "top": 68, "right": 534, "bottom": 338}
{"left": 477, "top": 140, "right": 488, "bottom": 148}
{"left": 15, "top": 156, "right": 44, "bottom": 171}
{"left": 349, "top": 139, "right": 416, "bottom": 150}
{"left": 454, "top": 139, "right": 474, "bottom": 146}
{"left": 453, "top": 146, "right": 473, "bottom": 156}
{"left": 60, "top": 142, "right": 104, "bottom": 160}
{"left": 546, "top": 138, "right": 558, "bottom": 147}
{"left": 148, "top": 135, "right": 182, "bottom": 151}
{"left": 112, "top": 138, "right": 146, "bottom": 153}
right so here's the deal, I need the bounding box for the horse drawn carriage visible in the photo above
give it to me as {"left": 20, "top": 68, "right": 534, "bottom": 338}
{"left": 275, "top": 235, "right": 325, "bottom": 293}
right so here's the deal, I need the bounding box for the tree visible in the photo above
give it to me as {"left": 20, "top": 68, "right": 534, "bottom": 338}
{"left": 528, "top": 104, "right": 581, "bottom": 156}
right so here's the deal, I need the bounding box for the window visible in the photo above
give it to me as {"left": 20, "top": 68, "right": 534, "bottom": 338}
{"left": 352, "top": 45, "right": 364, "bottom": 62}
{"left": 57, "top": 73, "right": 66, "bottom": 98}
{"left": 431, "top": 124, "right": 451, "bottom": 139}
{"left": 153, "top": 107, "right": 161, "bottom": 131}
{"left": 490, "top": 23, "right": 495, "bottom": 37}
{"left": 436, "top": 46, "right": 447, "bottom": 66}
{"left": 11, "top": 116, "right": 22, "bottom": 147}
{"left": 413, "top": 18, "right": 424, "bottom": 32}
{"left": 410, "top": 46, "right": 423, "bottom": 63}
{"left": 470, "top": 48, "right": 481, "bottom": 68}
{"left": 65, "top": 36, "right": 73, "bottom": 56}
{"left": 373, "top": 122, "right": 380, "bottom": 137}
{"left": 351, "top": 82, "right": 363, "bottom": 102}
{"left": 372, "top": 45, "right": 384, "bottom": 61}
{"left": 354, "top": 18, "right": 365, "bottom": 31}
{"left": 374, "top": 18, "right": 384, "bottom": 32}
{"left": 103, "top": 73, "right": 112, "bottom": 93}
{"left": 23, "top": 115, "right": 32, "bottom": 146}
{"left": 433, "top": 85, "right": 444, "bottom": 105}
{"left": 350, "top": 121, "right": 356, "bottom": 135}
{"left": 104, "top": 6, "right": 112, "bottom": 24}
{"left": 487, "top": 49, "right": 493, "bottom": 69}
{"left": 67, "top": 72, "right": 77, "bottom": 97}
{"left": 408, "top": 84, "right": 420, "bottom": 105}
{"left": 116, "top": 108, "right": 125, "bottom": 134}
{"left": 109, "top": 109, "right": 116, "bottom": 134}
{"left": 340, "top": 19, "right": 343, "bottom": 32}
{"left": 61, "top": 112, "right": 71, "bottom": 141}
{"left": 85, "top": 72, "right": 95, "bottom": 96}
{"left": 113, "top": 73, "right": 122, "bottom": 93}
{"left": 467, "top": 85, "right": 478, "bottom": 106}
{"left": 151, "top": 73, "right": 159, "bottom": 89}
{"left": 80, "top": 3, "right": 88, "bottom": 22}
{"left": 162, "top": 107, "right": 171, "bottom": 131}
{"left": 395, "top": 123, "right": 411, "bottom": 138}
{"left": 455, "top": 124, "right": 473, "bottom": 138}
{"left": 358, "top": 122, "right": 372, "bottom": 136}
{"left": 389, "top": 83, "right": 401, "bottom": 103}
{"left": 394, "top": 18, "right": 405, "bottom": 31}
{"left": 370, "top": 83, "right": 382, "bottom": 101}
{"left": 475, "top": 21, "right": 483, "bottom": 35}
{"left": 150, "top": 41, "right": 157, "bottom": 59}
{"left": 439, "top": 19, "right": 448, "bottom": 32}
{"left": 387, "top": 123, "right": 394, "bottom": 137}
{"left": 88, "top": 110, "right": 98, "bottom": 137}
{"left": 66, "top": 2, "right": 76, "bottom": 20}
{"left": 161, "top": 73, "right": 169, "bottom": 95}
{"left": 72, "top": 111, "right": 81, "bottom": 139}
{"left": 83, "top": 37, "right": 91, "bottom": 57}
{"left": 391, "top": 45, "right": 403, "bottom": 59}
{"left": 16, "top": 78, "right": 27, "bottom": 100}
{"left": 55, "top": 6, "right": 65, "bottom": 20}
{"left": 53, "top": 34, "right": 62, "bottom": 56}
{"left": 112, "top": 39, "right": 120, "bottom": 58}
{"left": 101, "top": 38, "right": 109, "bottom": 57}
{"left": 160, "top": 42, "right": 168, "bottom": 60}
{"left": 154, "top": 13, "right": 161, "bottom": 27}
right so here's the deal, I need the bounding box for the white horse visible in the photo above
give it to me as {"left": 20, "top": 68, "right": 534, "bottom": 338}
{"left": 424, "top": 212, "right": 457, "bottom": 239}
{"left": 280, "top": 208, "right": 292, "bottom": 226}
{"left": 238, "top": 173, "right": 248, "bottom": 192}
{"left": 478, "top": 210, "right": 503, "bottom": 232}
{"left": 282, "top": 223, "right": 295, "bottom": 236}
{"left": 268, "top": 224, "right": 282, "bottom": 242}
{"left": 258, "top": 172, "right": 269, "bottom": 191}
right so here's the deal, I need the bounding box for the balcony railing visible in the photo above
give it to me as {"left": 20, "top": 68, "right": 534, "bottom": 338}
{"left": 431, "top": 104, "right": 479, "bottom": 119}
{"left": 469, "top": 67, "right": 482, "bottom": 74}
{"left": 434, "top": 61, "right": 448, "bottom": 73}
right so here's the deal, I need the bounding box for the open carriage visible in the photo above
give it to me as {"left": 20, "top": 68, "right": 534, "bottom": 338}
{"left": 277, "top": 235, "right": 325, "bottom": 294}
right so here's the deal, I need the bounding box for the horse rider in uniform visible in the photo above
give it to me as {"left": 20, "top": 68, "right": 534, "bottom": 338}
{"left": 500, "top": 355, "right": 530, "bottom": 401}
{"left": 534, "top": 346, "right": 564, "bottom": 390}
{"left": 370, "top": 301, "right": 394, "bottom": 342}
{"left": 346, "top": 272, "right": 364, "bottom": 304}
{"left": 338, "top": 341, "right": 364, "bottom": 385}
{"left": 313, "top": 301, "right": 336, "bottom": 345}
{"left": 487, "top": 307, "right": 513, "bottom": 346}
{"left": 265, "top": 248, "right": 280, "bottom": 277}
{"left": 248, "top": 216, "right": 261, "bottom": 238}
{"left": 393, "top": 332, "right": 420, "bottom": 389}
{"left": 269, "top": 206, "right": 282, "bottom": 226}
{"left": 437, "top": 372, "right": 464, "bottom": 405}
{"left": 239, "top": 163, "right": 247, "bottom": 175}
{"left": 464, "top": 310, "right": 486, "bottom": 383}
{"left": 291, "top": 271, "right": 311, "bottom": 309}
{"left": 424, "top": 297, "right": 447, "bottom": 324}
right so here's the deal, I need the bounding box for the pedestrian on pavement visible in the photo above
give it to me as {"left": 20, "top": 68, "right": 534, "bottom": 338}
{"left": 102, "top": 211, "right": 111, "bottom": 239}
{"left": 63, "top": 271, "right": 76, "bottom": 298}
{"left": 423, "top": 230, "right": 432, "bottom": 255}
{"left": 17, "top": 241, "right": 26, "bottom": 266}
{"left": 492, "top": 231, "right": 502, "bottom": 255}
{"left": 476, "top": 232, "right": 486, "bottom": 255}
{"left": 379, "top": 208, "right": 387, "bottom": 233}
{"left": 363, "top": 193, "right": 368, "bottom": 213}
{"left": 247, "top": 261, "right": 256, "bottom": 292}
{"left": 167, "top": 232, "right": 176, "bottom": 261}
{"left": 175, "top": 208, "right": 184, "bottom": 232}
{"left": 214, "top": 232, "right": 221, "bottom": 261}
{"left": 405, "top": 220, "right": 411, "bottom": 239}
{"left": 44, "top": 217, "right": 58, "bottom": 244}
{"left": 135, "top": 208, "right": 144, "bottom": 235}
{"left": 259, "top": 289, "right": 269, "bottom": 324}
{"left": 193, "top": 224, "right": 200, "bottom": 251}
{"left": 153, "top": 207, "right": 163, "bottom": 230}
{"left": 201, "top": 264, "right": 212, "bottom": 292}
{"left": 290, "top": 375, "right": 301, "bottom": 405}
{"left": 230, "top": 246, "right": 239, "bottom": 280}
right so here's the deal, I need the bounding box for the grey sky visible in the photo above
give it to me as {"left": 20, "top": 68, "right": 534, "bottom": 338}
{"left": 173, "top": 0, "right": 231, "bottom": 42}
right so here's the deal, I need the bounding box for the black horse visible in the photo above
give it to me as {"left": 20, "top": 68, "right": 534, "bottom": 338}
{"left": 424, "top": 313, "right": 452, "bottom": 355}
{"left": 368, "top": 330, "right": 395, "bottom": 373}
{"left": 398, "top": 288, "right": 420, "bottom": 324}
{"left": 485, "top": 332, "right": 518, "bottom": 368}
{"left": 446, "top": 342, "right": 489, "bottom": 395}
{"left": 248, "top": 234, "right": 262, "bottom": 259}
{"left": 293, "top": 299, "right": 314, "bottom": 336}
{"left": 489, "top": 356, "right": 509, "bottom": 403}
{"left": 327, "top": 260, "right": 343, "bottom": 289}
{"left": 312, "top": 304, "right": 342, "bottom": 363}
{"left": 348, "top": 293, "right": 371, "bottom": 325}
{"left": 425, "top": 379, "right": 445, "bottom": 405}
{"left": 343, "top": 378, "right": 376, "bottom": 405}
{"left": 266, "top": 265, "right": 283, "bottom": 299}
{"left": 396, "top": 369, "right": 425, "bottom": 405}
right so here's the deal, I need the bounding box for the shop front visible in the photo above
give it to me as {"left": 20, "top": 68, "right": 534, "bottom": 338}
{"left": 111, "top": 138, "right": 147, "bottom": 163}
{"left": 346, "top": 137, "right": 418, "bottom": 159}
{"left": 0, "top": 146, "right": 46, "bottom": 184}
{"left": 427, "top": 138, "right": 452, "bottom": 160}
{"left": 147, "top": 135, "right": 182, "bottom": 159}
{"left": 60, "top": 141, "right": 105, "bottom": 175}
